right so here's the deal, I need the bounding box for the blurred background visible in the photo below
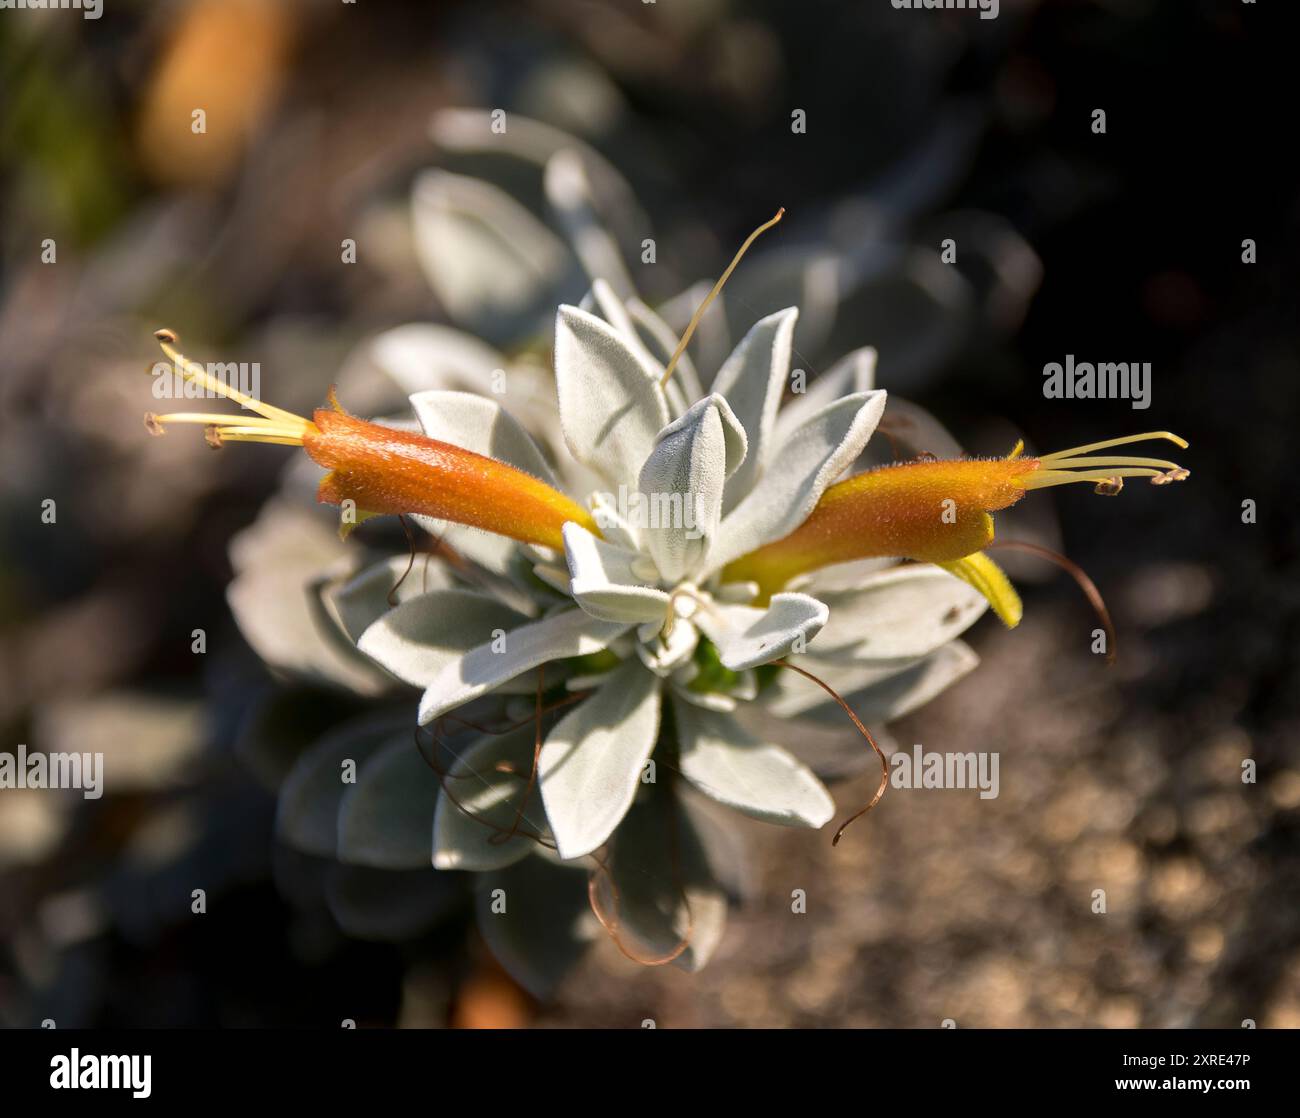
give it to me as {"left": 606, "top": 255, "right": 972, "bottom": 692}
{"left": 1, "top": 0, "right": 1297, "bottom": 1027}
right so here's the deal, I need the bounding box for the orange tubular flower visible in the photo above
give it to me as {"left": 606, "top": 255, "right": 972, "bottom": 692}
{"left": 145, "top": 330, "right": 597, "bottom": 550}
{"left": 724, "top": 433, "right": 1189, "bottom": 621}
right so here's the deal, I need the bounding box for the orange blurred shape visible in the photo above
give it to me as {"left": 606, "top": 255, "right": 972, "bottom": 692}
{"left": 450, "top": 964, "right": 533, "bottom": 1030}
{"left": 137, "top": 0, "right": 294, "bottom": 186}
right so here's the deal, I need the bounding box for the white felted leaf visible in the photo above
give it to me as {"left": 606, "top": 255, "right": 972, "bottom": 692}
{"left": 766, "top": 640, "right": 980, "bottom": 724}
{"left": 871, "top": 395, "right": 964, "bottom": 461}
{"left": 585, "top": 276, "right": 703, "bottom": 421}
{"left": 636, "top": 617, "right": 699, "bottom": 677}
{"left": 586, "top": 278, "right": 642, "bottom": 345}
{"left": 545, "top": 153, "right": 637, "bottom": 300}
{"left": 410, "top": 517, "right": 523, "bottom": 585}
{"left": 711, "top": 308, "right": 798, "bottom": 510}
{"left": 660, "top": 280, "right": 732, "bottom": 389}
{"left": 672, "top": 697, "right": 834, "bottom": 828}
{"left": 530, "top": 562, "right": 572, "bottom": 596}
{"left": 433, "top": 724, "right": 549, "bottom": 871}
{"left": 807, "top": 565, "right": 988, "bottom": 660}
{"left": 694, "top": 592, "right": 828, "bottom": 672}
{"left": 709, "top": 389, "right": 887, "bottom": 572}
{"left": 626, "top": 295, "right": 705, "bottom": 407}
{"left": 554, "top": 304, "right": 670, "bottom": 489}
{"left": 412, "top": 169, "right": 568, "bottom": 324}
{"left": 637, "top": 394, "right": 746, "bottom": 582}
{"left": 366, "top": 323, "right": 506, "bottom": 397}
{"left": 409, "top": 389, "right": 558, "bottom": 486}
{"left": 539, "top": 659, "right": 661, "bottom": 859}
{"left": 275, "top": 714, "right": 410, "bottom": 858}
{"left": 726, "top": 245, "right": 840, "bottom": 360}
{"left": 563, "top": 523, "right": 669, "bottom": 623}
{"left": 593, "top": 787, "right": 729, "bottom": 972}
{"left": 431, "top": 111, "right": 641, "bottom": 209}
{"left": 474, "top": 855, "right": 598, "bottom": 999}
{"left": 324, "top": 863, "right": 461, "bottom": 943}
{"left": 227, "top": 500, "right": 388, "bottom": 694}
{"left": 773, "top": 346, "right": 876, "bottom": 443}
{"left": 338, "top": 735, "right": 441, "bottom": 870}
{"left": 585, "top": 278, "right": 696, "bottom": 419}
{"left": 418, "top": 608, "right": 631, "bottom": 724}
{"left": 325, "top": 555, "right": 457, "bottom": 644}
{"left": 589, "top": 490, "right": 641, "bottom": 551}
{"left": 670, "top": 682, "right": 739, "bottom": 713}
{"left": 358, "top": 589, "right": 531, "bottom": 689}
{"left": 801, "top": 557, "right": 898, "bottom": 592}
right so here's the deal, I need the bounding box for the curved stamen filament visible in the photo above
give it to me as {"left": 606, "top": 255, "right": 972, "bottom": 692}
{"left": 206, "top": 429, "right": 310, "bottom": 446}
{"left": 1022, "top": 467, "right": 1181, "bottom": 489}
{"left": 1022, "top": 431, "right": 1189, "bottom": 491}
{"left": 1038, "top": 431, "right": 1187, "bottom": 461}
{"left": 659, "top": 207, "right": 784, "bottom": 390}
{"left": 1039, "top": 455, "right": 1184, "bottom": 470}
{"left": 147, "top": 329, "right": 316, "bottom": 445}
{"left": 144, "top": 412, "right": 288, "bottom": 427}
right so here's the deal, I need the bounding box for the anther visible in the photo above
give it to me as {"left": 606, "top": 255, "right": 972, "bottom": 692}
{"left": 1093, "top": 476, "right": 1124, "bottom": 496}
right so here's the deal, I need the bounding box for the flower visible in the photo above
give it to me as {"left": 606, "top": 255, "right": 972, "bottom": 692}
{"left": 725, "top": 431, "right": 1190, "bottom": 621}
{"left": 146, "top": 209, "right": 1187, "bottom": 973}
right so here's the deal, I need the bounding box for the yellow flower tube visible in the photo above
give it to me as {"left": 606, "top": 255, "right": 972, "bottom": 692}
{"left": 724, "top": 433, "right": 1189, "bottom": 623}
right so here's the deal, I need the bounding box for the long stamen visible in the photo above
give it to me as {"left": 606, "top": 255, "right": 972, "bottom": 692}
{"left": 147, "top": 329, "right": 316, "bottom": 446}
{"left": 1022, "top": 467, "right": 1180, "bottom": 489}
{"left": 1039, "top": 455, "right": 1184, "bottom": 470}
{"left": 144, "top": 412, "right": 290, "bottom": 428}
{"left": 1038, "top": 431, "right": 1187, "bottom": 462}
{"left": 1022, "top": 431, "right": 1190, "bottom": 492}
{"left": 205, "top": 429, "right": 309, "bottom": 447}
{"left": 659, "top": 207, "right": 784, "bottom": 389}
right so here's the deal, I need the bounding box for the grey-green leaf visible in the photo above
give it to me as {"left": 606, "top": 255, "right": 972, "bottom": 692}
{"left": 275, "top": 713, "right": 410, "bottom": 858}
{"left": 475, "top": 855, "right": 600, "bottom": 998}
{"left": 672, "top": 696, "right": 834, "bottom": 828}
{"left": 433, "top": 724, "right": 550, "bottom": 871}
{"left": 538, "top": 658, "right": 661, "bottom": 859}
{"left": 338, "top": 735, "right": 443, "bottom": 870}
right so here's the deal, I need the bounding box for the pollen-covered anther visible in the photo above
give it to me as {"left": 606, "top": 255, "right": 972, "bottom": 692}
{"left": 1151, "top": 466, "right": 1190, "bottom": 486}
{"left": 1094, "top": 476, "right": 1124, "bottom": 496}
